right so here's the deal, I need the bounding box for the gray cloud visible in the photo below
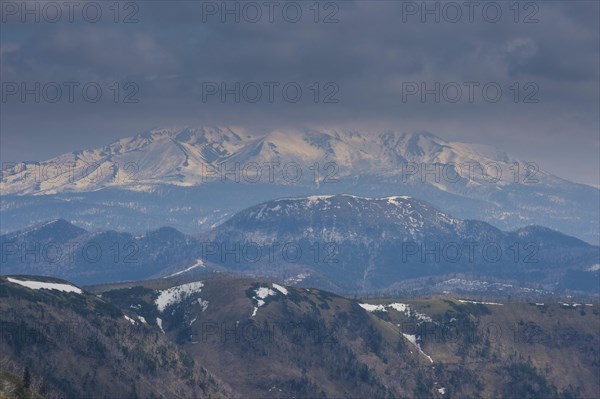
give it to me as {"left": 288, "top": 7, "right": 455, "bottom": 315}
{"left": 1, "top": 0, "right": 598, "bottom": 186}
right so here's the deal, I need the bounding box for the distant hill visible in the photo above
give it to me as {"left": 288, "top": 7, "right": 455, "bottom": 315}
{"left": 205, "top": 194, "right": 599, "bottom": 293}
{"left": 1, "top": 195, "right": 598, "bottom": 294}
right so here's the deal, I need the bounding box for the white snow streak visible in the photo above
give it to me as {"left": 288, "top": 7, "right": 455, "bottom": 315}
{"left": 7, "top": 277, "right": 82, "bottom": 294}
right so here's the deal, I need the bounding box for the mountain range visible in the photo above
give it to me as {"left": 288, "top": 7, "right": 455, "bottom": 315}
{"left": 2, "top": 195, "right": 597, "bottom": 295}
{"left": 1, "top": 127, "right": 598, "bottom": 244}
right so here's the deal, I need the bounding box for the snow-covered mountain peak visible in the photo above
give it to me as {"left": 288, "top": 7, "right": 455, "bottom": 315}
{"left": 0, "top": 126, "right": 571, "bottom": 196}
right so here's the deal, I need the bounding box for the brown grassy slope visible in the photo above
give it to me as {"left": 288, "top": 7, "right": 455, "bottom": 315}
{"left": 0, "top": 276, "right": 231, "bottom": 399}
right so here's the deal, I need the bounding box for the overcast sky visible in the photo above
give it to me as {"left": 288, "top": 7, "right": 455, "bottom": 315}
{"left": 1, "top": 0, "right": 598, "bottom": 186}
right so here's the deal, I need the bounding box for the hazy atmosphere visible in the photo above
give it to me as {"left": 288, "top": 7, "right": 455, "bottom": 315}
{"left": 1, "top": 2, "right": 599, "bottom": 398}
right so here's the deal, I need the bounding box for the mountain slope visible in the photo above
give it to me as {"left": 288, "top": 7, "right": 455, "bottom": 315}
{"left": 204, "top": 194, "right": 599, "bottom": 293}
{"left": 2, "top": 274, "right": 598, "bottom": 398}
{"left": 0, "top": 275, "right": 231, "bottom": 398}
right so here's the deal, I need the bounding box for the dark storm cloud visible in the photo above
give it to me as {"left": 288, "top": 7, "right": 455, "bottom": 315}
{"left": 1, "top": 0, "right": 598, "bottom": 185}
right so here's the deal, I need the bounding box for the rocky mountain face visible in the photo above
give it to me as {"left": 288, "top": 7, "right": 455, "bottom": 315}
{"left": 1, "top": 274, "right": 598, "bottom": 398}
{"left": 1, "top": 127, "right": 598, "bottom": 244}
{"left": 2, "top": 196, "right": 597, "bottom": 294}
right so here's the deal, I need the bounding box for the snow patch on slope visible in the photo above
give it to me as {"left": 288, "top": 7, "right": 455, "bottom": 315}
{"left": 7, "top": 277, "right": 82, "bottom": 294}
{"left": 156, "top": 317, "right": 165, "bottom": 334}
{"left": 272, "top": 283, "right": 288, "bottom": 295}
{"left": 359, "top": 303, "right": 388, "bottom": 312}
{"left": 586, "top": 264, "right": 600, "bottom": 272}
{"left": 164, "top": 259, "right": 205, "bottom": 278}
{"left": 251, "top": 286, "right": 278, "bottom": 317}
{"left": 458, "top": 299, "right": 503, "bottom": 306}
{"left": 197, "top": 298, "right": 209, "bottom": 312}
{"left": 360, "top": 302, "right": 432, "bottom": 322}
{"left": 402, "top": 333, "right": 434, "bottom": 363}
{"left": 155, "top": 281, "right": 205, "bottom": 312}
